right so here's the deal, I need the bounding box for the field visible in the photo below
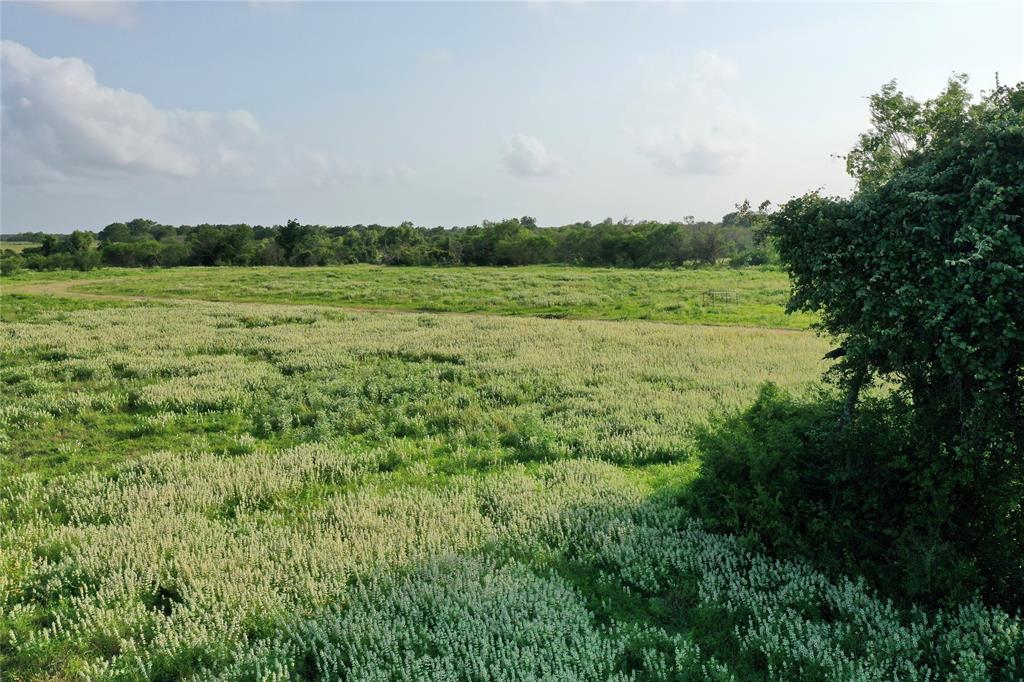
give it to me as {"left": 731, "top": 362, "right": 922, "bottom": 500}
{"left": 1, "top": 267, "right": 1019, "bottom": 680}
{"left": 5, "top": 265, "right": 817, "bottom": 328}
{"left": 0, "top": 243, "right": 40, "bottom": 254}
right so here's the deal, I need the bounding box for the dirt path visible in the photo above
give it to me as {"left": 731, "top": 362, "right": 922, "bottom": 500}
{"left": 6, "top": 278, "right": 151, "bottom": 301}
{"left": 4, "top": 276, "right": 812, "bottom": 335}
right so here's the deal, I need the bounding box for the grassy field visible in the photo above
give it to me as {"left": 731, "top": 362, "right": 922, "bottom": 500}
{"left": 7, "top": 264, "right": 818, "bottom": 328}
{"left": 1, "top": 268, "right": 1019, "bottom": 680}
{"left": 0, "top": 242, "right": 39, "bottom": 254}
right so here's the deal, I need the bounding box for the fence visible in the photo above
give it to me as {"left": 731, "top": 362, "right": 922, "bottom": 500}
{"left": 701, "top": 290, "right": 738, "bottom": 306}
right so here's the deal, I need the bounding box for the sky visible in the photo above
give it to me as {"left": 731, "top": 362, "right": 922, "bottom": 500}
{"left": 1, "top": 1, "right": 1022, "bottom": 232}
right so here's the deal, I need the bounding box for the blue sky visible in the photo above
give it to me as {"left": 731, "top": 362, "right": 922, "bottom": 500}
{"left": 2, "top": 1, "right": 1022, "bottom": 232}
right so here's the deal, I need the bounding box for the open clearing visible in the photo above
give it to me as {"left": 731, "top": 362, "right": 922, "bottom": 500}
{"left": 4, "top": 265, "right": 816, "bottom": 328}
{"left": 1, "top": 268, "right": 1019, "bottom": 680}
{"left": 0, "top": 243, "right": 40, "bottom": 254}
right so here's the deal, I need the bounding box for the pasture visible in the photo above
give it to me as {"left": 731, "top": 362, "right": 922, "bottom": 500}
{"left": 1, "top": 267, "right": 1019, "bottom": 680}
{"left": 9, "top": 264, "right": 817, "bottom": 328}
{"left": 0, "top": 243, "right": 40, "bottom": 254}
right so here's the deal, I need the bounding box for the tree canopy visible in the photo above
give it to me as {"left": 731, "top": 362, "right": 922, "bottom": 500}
{"left": 765, "top": 77, "right": 1023, "bottom": 604}
{"left": 2, "top": 209, "right": 774, "bottom": 274}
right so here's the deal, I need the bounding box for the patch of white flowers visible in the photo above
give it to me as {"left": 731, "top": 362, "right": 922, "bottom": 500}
{"left": 0, "top": 301, "right": 826, "bottom": 463}
{"left": 1, "top": 301, "right": 1019, "bottom": 680}
{"left": 3, "top": 453, "right": 1019, "bottom": 680}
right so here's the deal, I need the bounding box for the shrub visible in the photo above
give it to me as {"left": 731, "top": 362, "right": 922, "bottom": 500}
{"left": 0, "top": 251, "right": 24, "bottom": 275}
{"left": 688, "top": 384, "right": 994, "bottom": 606}
{"left": 761, "top": 78, "right": 1024, "bottom": 607}
{"left": 728, "top": 246, "right": 776, "bottom": 267}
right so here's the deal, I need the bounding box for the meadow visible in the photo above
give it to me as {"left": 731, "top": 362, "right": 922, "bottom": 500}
{"left": 1, "top": 267, "right": 1020, "bottom": 680}
{"left": 0, "top": 243, "right": 40, "bottom": 254}
{"left": 7, "top": 264, "right": 816, "bottom": 328}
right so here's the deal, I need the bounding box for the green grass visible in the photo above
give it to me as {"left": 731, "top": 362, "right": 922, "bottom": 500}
{"left": 0, "top": 242, "right": 39, "bottom": 254}
{"left": 0, "top": 278, "right": 1018, "bottom": 681}
{"left": 0, "top": 298, "right": 826, "bottom": 480}
{"left": 23, "top": 264, "right": 817, "bottom": 328}
{"left": 0, "top": 293, "right": 131, "bottom": 323}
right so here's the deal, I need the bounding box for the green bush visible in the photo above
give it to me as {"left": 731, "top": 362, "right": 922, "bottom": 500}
{"left": 757, "top": 79, "right": 1023, "bottom": 609}
{"left": 687, "top": 384, "right": 998, "bottom": 606}
{"left": 0, "top": 250, "right": 24, "bottom": 275}
{"left": 727, "top": 246, "right": 776, "bottom": 267}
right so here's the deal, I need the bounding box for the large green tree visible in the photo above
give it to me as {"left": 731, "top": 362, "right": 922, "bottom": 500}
{"left": 766, "top": 78, "right": 1023, "bottom": 604}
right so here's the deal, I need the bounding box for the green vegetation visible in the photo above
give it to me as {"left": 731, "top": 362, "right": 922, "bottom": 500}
{"left": 10, "top": 264, "right": 815, "bottom": 329}
{"left": 2, "top": 78, "right": 1022, "bottom": 680}
{"left": 0, "top": 294, "right": 824, "bottom": 480}
{"left": 693, "top": 76, "right": 1022, "bottom": 612}
{"left": 0, "top": 293, "right": 132, "bottom": 324}
{"left": 0, "top": 206, "right": 772, "bottom": 273}
{"left": 689, "top": 386, "right": 957, "bottom": 602}
{"left": 0, "top": 242, "right": 39, "bottom": 254}
{"left": 2, "top": 293, "right": 1019, "bottom": 680}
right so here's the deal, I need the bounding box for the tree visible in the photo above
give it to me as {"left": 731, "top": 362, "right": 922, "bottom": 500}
{"left": 765, "top": 78, "right": 1023, "bottom": 604}
{"left": 67, "top": 230, "right": 100, "bottom": 270}
{"left": 844, "top": 75, "right": 973, "bottom": 189}
{"left": 40, "top": 234, "right": 58, "bottom": 257}
{"left": 690, "top": 225, "right": 727, "bottom": 264}
{"left": 98, "top": 222, "right": 131, "bottom": 243}
{"left": 721, "top": 200, "right": 754, "bottom": 227}
{"left": 158, "top": 241, "right": 189, "bottom": 267}
{"left": 0, "top": 250, "right": 24, "bottom": 275}
{"left": 189, "top": 225, "right": 255, "bottom": 266}
{"left": 125, "top": 218, "right": 159, "bottom": 240}
{"left": 275, "top": 219, "right": 311, "bottom": 263}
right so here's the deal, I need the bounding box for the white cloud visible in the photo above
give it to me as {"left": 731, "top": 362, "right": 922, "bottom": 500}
{"left": 0, "top": 41, "right": 261, "bottom": 182}
{"left": 501, "top": 134, "right": 566, "bottom": 178}
{"left": 638, "top": 49, "right": 740, "bottom": 101}
{"left": 636, "top": 128, "right": 749, "bottom": 175}
{"left": 276, "top": 149, "right": 416, "bottom": 189}
{"left": 0, "top": 41, "right": 412, "bottom": 190}
{"left": 37, "top": 1, "right": 137, "bottom": 28}
{"left": 689, "top": 49, "right": 739, "bottom": 100}
{"left": 633, "top": 50, "right": 755, "bottom": 175}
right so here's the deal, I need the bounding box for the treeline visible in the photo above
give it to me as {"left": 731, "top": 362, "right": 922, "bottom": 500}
{"left": 1, "top": 206, "right": 775, "bottom": 274}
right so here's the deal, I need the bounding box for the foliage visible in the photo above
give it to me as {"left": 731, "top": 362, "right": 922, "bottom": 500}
{"left": 1, "top": 249, "right": 25, "bottom": 275}
{"left": 0, "top": 297, "right": 824, "bottom": 478}
{"left": 689, "top": 384, "right": 994, "bottom": 605}
{"left": 1, "top": 210, "right": 767, "bottom": 273}
{"left": 33, "top": 264, "right": 815, "bottom": 329}
{"left": 844, "top": 75, "right": 974, "bottom": 188}
{"left": 765, "top": 79, "right": 1024, "bottom": 606}
{"left": 7, "top": 230, "right": 100, "bottom": 271}
{"left": 0, "top": 287, "right": 1019, "bottom": 679}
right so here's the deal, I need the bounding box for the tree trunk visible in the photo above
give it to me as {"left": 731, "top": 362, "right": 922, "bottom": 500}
{"left": 839, "top": 365, "right": 868, "bottom": 428}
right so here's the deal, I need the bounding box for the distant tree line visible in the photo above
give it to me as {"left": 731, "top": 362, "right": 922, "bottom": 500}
{"left": 1, "top": 205, "right": 775, "bottom": 274}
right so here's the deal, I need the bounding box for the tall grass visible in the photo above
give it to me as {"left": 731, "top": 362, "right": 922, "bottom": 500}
{"left": 19, "top": 264, "right": 820, "bottom": 328}
{"left": 1, "top": 296, "right": 1018, "bottom": 680}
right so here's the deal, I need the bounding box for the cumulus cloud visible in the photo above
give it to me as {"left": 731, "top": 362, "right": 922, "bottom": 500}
{"left": 636, "top": 128, "right": 748, "bottom": 175}
{"left": 0, "top": 41, "right": 411, "bottom": 189}
{"left": 37, "top": 1, "right": 137, "bottom": 28}
{"left": 277, "top": 150, "right": 416, "bottom": 189}
{"left": 638, "top": 49, "right": 740, "bottom": 101}
{"left": 501, "top": 134, "right": 566, "bottom": 177}
{"left": 688, "top": 49, "right": 740, "bottom": 100}
{"left": 0, "top": 41, "right": 262, "bottom": 183}
{"left": 633, "top": 50, "right": 754, "bottom": 175}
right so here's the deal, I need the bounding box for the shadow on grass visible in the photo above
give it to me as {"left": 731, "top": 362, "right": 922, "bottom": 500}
{"left": 684, "top": 383, "right": 1023, "bottom": 610}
